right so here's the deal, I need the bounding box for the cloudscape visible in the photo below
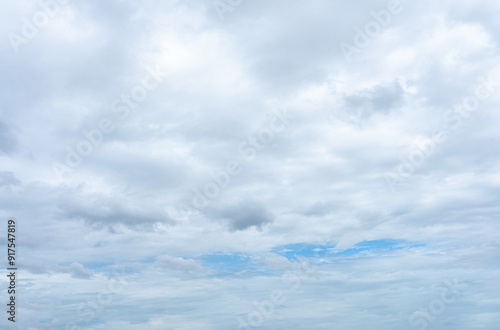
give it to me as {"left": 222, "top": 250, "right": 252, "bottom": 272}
{"left": 1, "top": 0, "right": 500, "bottom": 329}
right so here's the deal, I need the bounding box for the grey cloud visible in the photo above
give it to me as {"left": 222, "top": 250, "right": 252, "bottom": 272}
{"left": 55, "top": 262, "right": 93, "bottom": 279}
{"left": 301, "top": 201, "right": 336, "bottom": 217}
{"left": 57, "top": 193, "right": 173, "bottom": 229}
{"left": 0, "top": 121, "right": 18, "bottom": 154}
{"left": 342, "top": 81, "right": 405, "bottom": 125}
{"left": 223, "top": 1, "right": 377, "bottom": 96}
{"left": 17, "top": 259, "right": 50, "bottom": 275}
{"left": 155, "top": 255, "right": 204, "bottom": 273}
{"left": 18, "top": 258, "right": 93, "bottom": 279}
{"left": 208, "top": 199, "right": 274, "bottom": 231}
{"left": 19, "top": 259, "right": 93, "bottom": 279}
{"left": 0, "top": 171, "right": 21, "bottom": 187}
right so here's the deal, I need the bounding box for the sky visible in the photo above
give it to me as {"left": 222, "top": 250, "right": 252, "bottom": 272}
{"left": 1, "top": 0, "right": 500, "bottom": 329}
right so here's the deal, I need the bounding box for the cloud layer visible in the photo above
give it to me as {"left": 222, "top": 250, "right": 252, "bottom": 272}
{"left": 1, "top": 0, "right": 499, "bottom": 329}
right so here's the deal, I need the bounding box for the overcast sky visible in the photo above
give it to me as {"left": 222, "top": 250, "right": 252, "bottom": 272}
{"left": 1, "top": 0, "right": 500, "bottom": 329}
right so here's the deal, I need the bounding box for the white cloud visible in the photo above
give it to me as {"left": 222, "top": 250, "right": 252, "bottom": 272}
{"left": 0, "top": 0, "right": 499, "bottom": 328}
